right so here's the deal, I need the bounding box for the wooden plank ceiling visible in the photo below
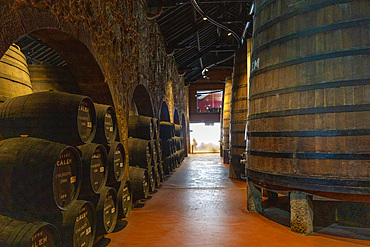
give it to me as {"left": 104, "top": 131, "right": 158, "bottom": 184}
{"left": 149, "top": 0, "right": 254, "bottom": 85}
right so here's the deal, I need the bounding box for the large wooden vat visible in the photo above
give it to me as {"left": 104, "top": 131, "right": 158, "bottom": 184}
{"left": 29, "top": 64, "right": 81, "bottom": 94}
{"left": 229, "top": 39, "right": 252, "bottom": 179}
{"left": 0, "top": 44, "right": 32, "bottom": 103}
{"left": 222, "top": 76, "right": 232, "bottom": 164}
{"left": 247, "top": 0, "right": 370, "bottom": 199}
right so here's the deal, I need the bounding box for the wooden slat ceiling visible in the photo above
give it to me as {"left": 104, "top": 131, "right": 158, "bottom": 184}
{"left": 151, "top": 0, "right": 254, "bottom": 84}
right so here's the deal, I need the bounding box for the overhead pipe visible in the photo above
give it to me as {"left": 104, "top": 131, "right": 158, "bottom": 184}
{"left": 190, "top": 0, "right": 241, "bottom": 45}
{"left": 198, "top": 2, "right": 254, "bottom": 77}
{"left": 201, "top": 54, "right": 235, "bottom": 79}
{"left": 241, "top": 3, "right": 254, "bottom": 42}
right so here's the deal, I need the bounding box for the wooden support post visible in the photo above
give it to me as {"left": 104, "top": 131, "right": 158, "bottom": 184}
{"left": 290, "top": 191, "right": 313, "bottom": 235}
{"left": 246, "top": 180, "right": 262, "bottom": 212}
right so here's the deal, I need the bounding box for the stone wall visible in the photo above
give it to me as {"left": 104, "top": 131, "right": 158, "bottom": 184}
{"left": 0, "top": 0, "right": 188, "bottom": 178}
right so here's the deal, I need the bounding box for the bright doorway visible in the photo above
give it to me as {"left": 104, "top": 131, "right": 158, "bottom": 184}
{"left": 189, "top": 122, "right": 221, "bottom": 153}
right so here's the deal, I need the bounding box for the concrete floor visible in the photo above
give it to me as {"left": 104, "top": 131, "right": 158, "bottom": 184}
{"left": 103, "top": 154, "right": 369, "bottom": 247}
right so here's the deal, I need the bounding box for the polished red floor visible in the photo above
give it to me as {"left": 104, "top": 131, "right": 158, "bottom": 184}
{"left": 105, "top": 154, "right": 369, "bottom": 247}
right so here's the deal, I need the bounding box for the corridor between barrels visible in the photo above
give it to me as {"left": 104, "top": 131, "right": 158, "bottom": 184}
{"left": 104, "top": 154, "right": 368, "bottom": 247}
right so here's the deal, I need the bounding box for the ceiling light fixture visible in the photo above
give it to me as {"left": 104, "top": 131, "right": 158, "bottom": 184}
{"left": 190, "top": 0, "right": 241, "bottom": 45}
{"left": 203, "top": 16, "right": 208, "bottom": 20}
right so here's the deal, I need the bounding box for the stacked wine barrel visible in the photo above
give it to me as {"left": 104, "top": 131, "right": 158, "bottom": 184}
{"left": 160, "top": 122, "right": 186, "bottom": 175}
{"left": 0, "top": 91, "right": 131, "bottom": 246}
{"left": 128, "top": 115, "right": 160, "bottom": 201}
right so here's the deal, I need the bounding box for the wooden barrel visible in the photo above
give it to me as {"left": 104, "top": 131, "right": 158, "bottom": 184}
{"left": 129, "top": 167, "right": 149, "bottom": 202}
{"left": 89, "top": 187, "right": 118, "bottom": 236}
{"left": 0, "top": 44, "right": 33, "bottom": 104}
{"left": 161, "top": 139, "right": 173, "bottom": 157}
{"left": 174, "top": 124, "right": 182, "bottom": 137}
{"left": 28, "top": 64, "right": 81, "bottom": 94}
{"left": 0, "top": 215, "right": 61, "bottom": 247}
{"left": 180, "top": 137, "right": 185, "bottom": 149}
{"left": 229, "top": 39, "right": 251, "bottom": 179}
{"left": 153, "top": 165, "right": 161, "bottom": 188}
{"left": 159, "top": 121, "right": 174, "bottom": 139}
{"left": 222, "top": 76, "right": 232, "bottom": 163}
{"left": 153, "top": 118, "right": 159, "bottom": 139}
{"left": 128, "top": 138, "right": 152, "bottom": 168}
{"left": 52, "top": 200, "right": 96, "bottom": 247}
{"left": 172, "top": 138, "right": 177, "bottom": 152}
{"left": 175, "top": 151, "right": 182, "bottom": 165}
{"left": 220, "top": 106, "right": 223, "bottom": 157}
{"left": 0, "top": 91, "right": 97, "bottom": 146}
{"left": 163, "top": 156, "right": 171, "bottom": 175}
{"left": 170, "top": 154, "right": 178, "bottom": 170}
{"left": 247, "top": 0, "right": 370, "bottom": 198}
{"left": 128, "top": 115, "right": 154, "bottom": 140}
{"left": 106, "top": 142, "right": 125, "bottom": 185}
{"left": 155, "top": 139, "right": 162, "bottom": 163}
{"left": 77, "top": 144, "right": 108, "bottom": 197}
{"left": 147, "top": 165, "right": 156, "bottom": 192}
{"left": 92, "top": 103, "right": 118, "bottom": 144}
{"left": 0, "top": 137, "right": 81, "bottom": 215}
{"left": 171, "top": 124, "right": 176, "bottom": 138}
{"left": 116, "top": 180, "right": 132, "bottom": 219}
{"left": 173, "top": 137, "right": 181, "bottom": 151}
{"left": 169, "top": 139, "right": 174, "bottom": 154}
{"left": 150, "top": 139, "right": 158, "bottom": 166}
{"left": 158, "top": 161, "right": 165, "bottom": 182}
{"left": 179, "top": 149, "right": 185, "bottom": 163}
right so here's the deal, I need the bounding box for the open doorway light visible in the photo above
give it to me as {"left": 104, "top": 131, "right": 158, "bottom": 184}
{"left": 189, "top": 122, "right": 220, "bottom": 153}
